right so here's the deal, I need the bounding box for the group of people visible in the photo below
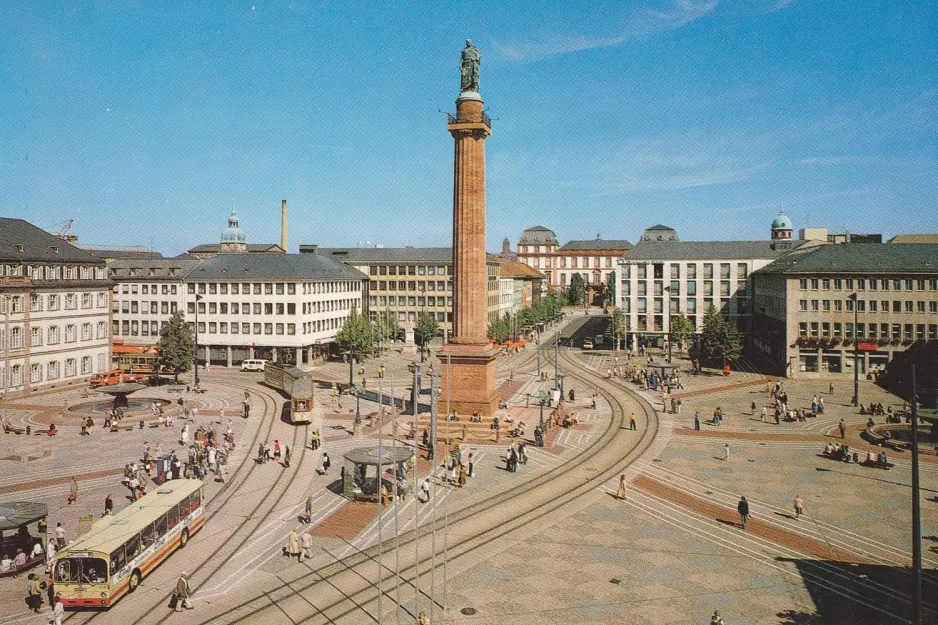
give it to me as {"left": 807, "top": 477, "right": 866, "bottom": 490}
{"left": 505, "top": 441, "right": 526, "bottom": 472}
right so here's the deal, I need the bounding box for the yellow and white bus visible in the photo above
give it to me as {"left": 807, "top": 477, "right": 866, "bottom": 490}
{"left": 53, "top": 479, "right": 205, "bottom": 609}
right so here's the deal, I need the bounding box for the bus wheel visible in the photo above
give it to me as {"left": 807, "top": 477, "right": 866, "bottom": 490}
{"left": 128, "top": 569, "right": 141, "bottom": 593}
{"left": 179, "top": 528, "right": 189, "bottom": 547}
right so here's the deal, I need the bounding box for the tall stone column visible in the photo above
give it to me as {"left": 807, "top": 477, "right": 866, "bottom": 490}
{"left": 439, "top": 41, "right": 498, "bottom": 417}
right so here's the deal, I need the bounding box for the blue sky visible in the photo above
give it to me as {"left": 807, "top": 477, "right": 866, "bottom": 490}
{"left": 1, "top": 1, "right": 935, "bottom": 255}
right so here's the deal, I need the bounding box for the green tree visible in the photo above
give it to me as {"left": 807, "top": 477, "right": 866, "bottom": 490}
{"left": 567, "top": 274, "right": 586, "bottom": 306}
{"left": 604, "top": 307, "right": 626, "bottom": 348}
{"left": 606, "top": 272, "right": 616, "bottom": 305}
{"left": 699, "top": 305, "right": 742, "bottom": 368}
{"left": 373, "top": 310, "right": 400, "bottom": 351}
{"left": 415, "top": 311, "right": 439, "bottom": 348}
{"left": 668, "top": 314, "right": 695, "bottom": 354}
{"left": 157, "top": 311, "right": 195, "bottom": 383}
{"left": 336, "top": 304, "right": 372, "bottom": 358}
{"left": 488, "top": 315, "right": 510, "bottom": 343}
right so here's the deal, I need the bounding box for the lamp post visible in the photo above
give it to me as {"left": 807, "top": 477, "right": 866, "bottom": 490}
{"left": 910, "top": 365, "right": 923, "bottom": 625}
{"left": 663, "top": 286, "right": 672, "bottom": 363}
{"left": 850, "top": 293, "right": 859, "bottom": 407}
{"left": 194, "top": 294, "right": 202, "bottom": 387}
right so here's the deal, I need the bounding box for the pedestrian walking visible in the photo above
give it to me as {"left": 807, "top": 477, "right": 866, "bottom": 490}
{"left": 711, "top": 609, "right": 725, "bottom": 625}
{"left": 628, "top": 411, "right": 637, "bottom": 430}
{"left": 467, "top": 451, "right": 475, "bottom": 477}
{"left": 67, "top": 477, "right": 78, "bottom": 505}
{"left": 737, "top": 496, "right": 750, "bottom": 530}
{"left": 319, "top": 452, "right": 330, "bottom": 475}
{"left": 419, "top": 478, "right": 431, "bottom": 503}
{"left": 104, "top": 493, "right": 113, "bottom": 516}
{"left": 616, "top": 474, "right": 628, "bottom": 500}
{"left": 274, "top": 440, "right": 282, "bottom": 461}
{"left": 174, "top": 571, "right": 194, "bottom": 611}
{"left": 49, "top": 593, "right": 65, "bottom": 625}
{"left": 310, "top": 429, "right": 320, "bottom": 450}
{"left": 751, "top": 401, "right": 756, "bottom": 415}
{"left": 54, "top": 523, "right": 65, "bottom": 549}
{"left": 761, "top": 406, "right": 767, "bottom": 423}
{"left": 829, "top": 382, "right": 834, "bottom": 395}
{"left": 793, "top": 495, "right": 804, "bottom": 519}
{"left": 838, "top": 418, "right": 846, "bottom": 439}
{"left": 258, "top": 442, "right": 266, "bottom": 464}
{"left": 723, "top": 443, "right": 730, "bottom": 461}
{"left": 287, "top": 528, "right": 301, "bottom": 561}
{"left": 283, "top": 445, "right": 291, "bottom": 468}
{"left": 301, "top": 530, "right": 313, "bottom": 561}
{"left": 26, "top": 573, "right": 43, "bottom": 613}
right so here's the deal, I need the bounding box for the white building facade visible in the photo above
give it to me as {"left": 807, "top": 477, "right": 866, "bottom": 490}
{"left": 614, "top": 217, "right": 799, "bottom": 349}
{"left": 1, "top": 219, "right": 111, "bottom": 394}
{"left": 109, "top": 259, "right": 197, "bottom": 345}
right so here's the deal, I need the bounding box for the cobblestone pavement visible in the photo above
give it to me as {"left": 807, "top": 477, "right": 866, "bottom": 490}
{"left": 1, "top": 321, "right": 935, "bottom": 624}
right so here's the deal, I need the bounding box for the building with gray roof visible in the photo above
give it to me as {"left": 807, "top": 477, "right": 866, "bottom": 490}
{"left": 750, "top": 244, "right": 938, "bottom": 379}
{"left": 1, "top": 218, "right": 111, "bottom": 394}
{"left": 614, "top": 216, "right": 805, "bottom": 351}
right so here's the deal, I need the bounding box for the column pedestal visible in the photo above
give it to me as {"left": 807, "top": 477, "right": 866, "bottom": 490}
{"left": 438, "top": 343, "right": 498, "bottom": 417}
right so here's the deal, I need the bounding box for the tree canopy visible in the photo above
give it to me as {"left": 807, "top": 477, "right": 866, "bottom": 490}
{"left": 669, "top": 314, "right": 696, "bottom": 354}
{"left": 488, "top": 314, "right": 510, "bottom": 343}
{"left": 604, "top": 307, "right": 626, "bottom": 348}
{"left": 699, "top": 305, "right": 742, "bottom": 367}
{"left": 605, "top": 272, "right": 616, "bottom": 304}
{"left": 157, "top": 311, "right": 195, "bottom": 382}
{"left": 566, "top": 274, "right": 586, "bottom": 306}
{"left": 336, "top": 304, "right": 372, "bottom": 357}
{"left": 415, "top": 311, "right": 439, "bottom": 347}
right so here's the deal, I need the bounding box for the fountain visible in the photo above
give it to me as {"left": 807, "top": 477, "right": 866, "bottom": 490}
{"left": 94, "top": 382, "right": 149, "bottom": 410}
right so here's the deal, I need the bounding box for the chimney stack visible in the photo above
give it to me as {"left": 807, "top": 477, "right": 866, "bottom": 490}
{"left": 281, "top": 199, "right": 288, "bottom": 252}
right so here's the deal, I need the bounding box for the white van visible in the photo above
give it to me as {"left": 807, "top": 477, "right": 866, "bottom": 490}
{"left": 241, "top": 359, "right": 268, "bottom": 372}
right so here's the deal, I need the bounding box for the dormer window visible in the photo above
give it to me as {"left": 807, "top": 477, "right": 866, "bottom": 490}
{"left": 49, "top": 246, "right": 59, "bottom": 254}
{"left": 13, "top": 244, "right": 24, "bottom": 252}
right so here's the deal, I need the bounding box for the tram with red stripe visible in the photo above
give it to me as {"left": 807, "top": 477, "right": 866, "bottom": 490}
{"left": 52, "top": 480, "right": 205, "bottom": 608}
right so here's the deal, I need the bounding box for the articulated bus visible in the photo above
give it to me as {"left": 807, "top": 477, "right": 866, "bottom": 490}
{"left": 53, "top": 480, "right": 205, "bottom": 609}
{"left": 263, "top": 363, "right": 314, "bottom": 424}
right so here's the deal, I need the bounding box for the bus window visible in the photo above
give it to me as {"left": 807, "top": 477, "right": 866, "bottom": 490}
{"left": 140, "top": 524, "right": 155, "bottom": 549}
{"left": 190, "top": 489, "right": 201, "bottom": 510}
{"left": 179, "top": 498, "right": 190, "bottom": 518}
{"left": 109, "top": 546, "right": 126, "bottom": 575}
{"left": 55, "top": 559, "right": 73, "bottom": 584}
{"left": 155, "top": 514, "right": 167, "bottom": 538}
{"left": 167, "top": 504, "right": 179, "bottom": 529}
{"left": 55, "top": 557, "right": 107, "bottom": 584}
{"left": 125, "top": 535, "right": 141, "bottom": 561}
{"left": 83, "top": 559, "right": 107, "bottom": 584}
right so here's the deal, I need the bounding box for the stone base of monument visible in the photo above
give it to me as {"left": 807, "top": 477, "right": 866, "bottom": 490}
{"left": 437, "top": 343, "right": 499, "bottom": 417}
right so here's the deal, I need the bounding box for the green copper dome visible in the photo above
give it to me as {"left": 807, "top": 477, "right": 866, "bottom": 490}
{"left": 771, "top": 212, "right": 792, "bottom": 230}
{"left": 221, "top": 209, "right": 246, "bottom": 243}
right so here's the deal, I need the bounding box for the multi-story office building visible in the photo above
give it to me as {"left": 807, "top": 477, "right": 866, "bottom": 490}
{"left": 185, "top": 254, "right": 366, "bottom": 366}
{"left": 750, "top": 244, "right": 938, "bottom": 378}
{"left": 305, "top": 247, "right": 455, "bottom": 333}
{"left": 108, "top": 259, "right": 199, "bottom": 345}
{"left": 615, "top": 215, "right": 800, "bottom": 349}
{"left": 515, "top": 226, "right": 630, "bottom": 304}
{"left": 0, "top": 218, "right": 111, "bottom": 394}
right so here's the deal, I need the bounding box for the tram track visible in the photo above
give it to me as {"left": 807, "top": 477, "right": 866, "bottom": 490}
{"left": 72, "top": 374, "right": 309, "bottom": 624}
{"left": 201, "top": 344, "right": 660, "bottom": 624}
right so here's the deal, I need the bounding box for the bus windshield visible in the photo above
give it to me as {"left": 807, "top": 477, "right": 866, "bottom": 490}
{"left": 55, "top": 557, "right": 108, "bottom": 584}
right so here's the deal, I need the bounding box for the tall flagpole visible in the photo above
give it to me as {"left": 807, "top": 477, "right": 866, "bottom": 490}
{"left": 443, "top": 353, "right": 451, "bottom": 611}
{"left": 377, "top": 373, "right": 384, "bottom": 622}
{"left": 389, "top": 377, "right": 401, "bottom": 625}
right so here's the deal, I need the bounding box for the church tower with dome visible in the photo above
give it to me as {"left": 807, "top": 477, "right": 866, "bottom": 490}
{"left": 770, "top": 211, "right": 793, "bottom": 242}
{"left": 219, "top": 208, "right": 248, "bottom": 254}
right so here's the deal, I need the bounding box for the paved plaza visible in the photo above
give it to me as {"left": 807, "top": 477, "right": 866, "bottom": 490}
{"left": 0, "top": 318, "right": 935, "bottom": 624}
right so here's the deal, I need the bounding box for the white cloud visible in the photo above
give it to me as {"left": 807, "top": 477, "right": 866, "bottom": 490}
{"left": 493, "top": 0, "right": 719, "bottom": 63}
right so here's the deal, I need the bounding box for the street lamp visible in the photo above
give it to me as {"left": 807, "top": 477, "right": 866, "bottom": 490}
{"left": 194, "top": 294, "right": 202, "bottom": 387}
{"left": 663, "top": 286, "right": 672, "bottom": 363}
{"left": 850, "top": 292, "right": 859, "bottom": 407}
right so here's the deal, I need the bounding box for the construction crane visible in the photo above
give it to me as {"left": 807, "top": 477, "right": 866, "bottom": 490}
{"left": 53, "top": 220, "right": 78, "bottom": 243}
